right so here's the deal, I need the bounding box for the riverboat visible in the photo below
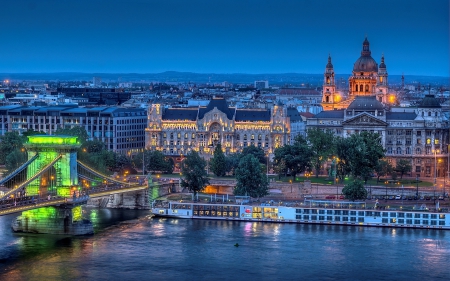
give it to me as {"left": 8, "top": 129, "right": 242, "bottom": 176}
{"left": 151, "top": 200, "right": 450, "bottom": 230}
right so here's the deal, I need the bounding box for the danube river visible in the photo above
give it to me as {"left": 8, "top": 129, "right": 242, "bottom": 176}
{"left": 0, "top": 208, "right": 449, "bottom": 281}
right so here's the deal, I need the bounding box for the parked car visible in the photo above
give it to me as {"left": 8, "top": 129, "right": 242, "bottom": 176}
{"left": 438, "top": 195, "right": 444, "bottom": 200}
{"left": 395, "top": 195, "right": 401, "bottom": 200}
{"left": 339, "top": 195, "right": 344, "bottom": 200}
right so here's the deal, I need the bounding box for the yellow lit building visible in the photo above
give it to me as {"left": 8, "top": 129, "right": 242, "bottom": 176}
{"left": 145, "top": 98, "right": 290, "bottom": 161}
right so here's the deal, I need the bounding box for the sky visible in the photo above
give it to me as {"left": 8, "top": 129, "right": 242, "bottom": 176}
{"left": 0, "top": 0, "right": 448, "bottom": 76}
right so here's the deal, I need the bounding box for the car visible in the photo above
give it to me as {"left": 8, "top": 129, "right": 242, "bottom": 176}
{"left": 438, "top": 195, "right": 444, "bottom": 200}
{"left": 425, "top": 196, "right": 431, "bottom": 200}
{"left": 325, "top": 196, "right": 335, "bottom": 199}
{"left": 407, "top": 196, "right": 413, "bottom": 200}
{"left": 339, "top": 195, "right": 344, "bottom": 200}
{"left": 395, "top": 195, "right": 401, "bottom": 200}
{"left": 401, "top": 195, "right": 407, "bottom": 200}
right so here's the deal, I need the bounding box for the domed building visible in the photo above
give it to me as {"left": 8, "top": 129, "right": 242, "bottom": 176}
{"left": 322, "top": 37, "right": 389, "bottom": 111}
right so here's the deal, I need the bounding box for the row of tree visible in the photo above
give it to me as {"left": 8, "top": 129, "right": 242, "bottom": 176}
{"left": 180, "top": 144, "right": 269, "bottom": 198}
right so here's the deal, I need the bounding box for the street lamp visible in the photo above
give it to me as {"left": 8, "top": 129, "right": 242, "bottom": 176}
{"left": 289, "top": 179, "right": 293, "bottom": 193}
{"left": 433, "top": 149, "right": 439, "bottom": 204}
{"left": 416, "top": 175, "right": 419, "bottom": 198}
{"left": 384, "top": 180, "right": 388, "bottom": 202}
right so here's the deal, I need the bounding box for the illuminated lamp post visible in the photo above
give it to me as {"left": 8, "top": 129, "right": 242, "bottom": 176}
{"left": 433, "top": 149, "right": 439, "bottom": 204}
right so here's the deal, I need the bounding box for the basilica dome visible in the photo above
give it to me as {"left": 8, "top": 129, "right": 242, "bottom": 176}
{"left": 352, "top": 37, "right": 378, "bottom": 73}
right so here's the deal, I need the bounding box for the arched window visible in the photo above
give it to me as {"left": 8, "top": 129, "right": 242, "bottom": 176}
{"left": 406, "top": 147, "right": 411, "bottom": 154}
{"left": 355, "top": 84, "right": 358, "bottom": 91}
{"left": 396, "top": 147, "right": 402, "bottom": 154}
{"left": 326, "top": 96, "right": 329, "bottom": 102}
{"left": 360, "top": 85, "right": 363, "bottom": 92}
{"left": 365, "top": 85, "right": 369, "bottom": 92}
{"left": 428, "top": 112, "right": 431, "bottom": 116}
{"left": 416, "top": 148, "right": 421, "bottom": 154}
{"left": 435, "top": 112, "right": 438, "bottom": 117}
{"left": 244, "top": 134, "right": 247, "bottom": 140}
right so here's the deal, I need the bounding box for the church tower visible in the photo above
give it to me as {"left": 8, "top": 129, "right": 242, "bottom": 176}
{"left": 321, "top": 55, "right": 337, "bottom": 111}
{"left": 376, "top": 54, "right": 388, "bottom": 103}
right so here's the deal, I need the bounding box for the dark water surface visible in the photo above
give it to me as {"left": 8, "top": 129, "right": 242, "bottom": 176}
{"left": 0, "top": 208, "right": 449, "bottom": 281}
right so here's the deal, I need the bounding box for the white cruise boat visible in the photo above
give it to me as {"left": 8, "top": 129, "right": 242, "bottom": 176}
{"left": 151, "top": 200, "right": 450, "bottom": 230}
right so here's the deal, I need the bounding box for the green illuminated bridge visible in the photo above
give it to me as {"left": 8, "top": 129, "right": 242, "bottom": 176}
{"left": 0, "top": 135, "right": 148, "bottom": 235}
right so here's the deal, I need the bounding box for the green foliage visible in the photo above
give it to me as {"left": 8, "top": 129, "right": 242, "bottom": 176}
{"left": 79, "top": 140, "right": 126, "bottom": 173}
{"left": 306, "top": 128, "right": 335, "bottom": 177}
{"left": 273, "top": 135, "right": 312, "bottom": 180}
{"left": 5, "top": 148, "right": 27, "bottom": 173}
{"left": 54, "top": 126, "right": 89, "bottom": 144}
{"left": 181, "top": 151, "right": 209, "bottom": 196}
{"left": 346, "top": 132, "right": 385, "bottom": 182}
{"left": 134, "top": 150, "right": 175, "bottom": 174}
{"left": 0, "top": 132, "right": 24, "bottom": 165}
{"left": 334, "top": 137, "right": 352, "bottom": 181}
{"left": 241, "top": 145, "right": 266, "bottom": 164}
{"left": 225, "top": 153, "right": 240, "bottom": 175}
{"left": 395, "top": 159, "right": 412, "bottom": 179}
{"left": 210, "top": 144, "right": 227, "bottom": 176}
{"left": 22, "top": 129, "right": 46, "bottom": 138}
{"left": 234, "top": 154, "right": 269, "bottom": 198}
{"left": 375, "top": 159, "right": 393, "bottom": 182}
{"left": 342, "top": 180, "right": 368, "bottom": 201}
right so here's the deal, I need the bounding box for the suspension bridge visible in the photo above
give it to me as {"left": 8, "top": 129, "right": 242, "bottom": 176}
{"left": 0, "top": 135, "right": 149, "bottom": 235}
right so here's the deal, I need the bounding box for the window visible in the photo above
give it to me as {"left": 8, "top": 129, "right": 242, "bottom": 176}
{"left": 416, "top": 166, "right": 421, "bottom": 173}
{"left": 406, "top": 130, "right": 412, "bottom": 136}
{"left": 416, "top": 131, "right": 421, "bottom": 136}
{"left": 406, "top": 147, "right": 411, "bottom": 155}
{"left": 396, "top": 147, "right": 402, "bottom": 154}
{"left": 406, "top": 139, "right": 411, "bottom": 145}
{"left": 426, "top": 138, "right": 431, "bottom": 145}
{"left": 434, "top": 139, "right": 439, "bottom": 145}
{"left": 416, "top": 148, "right": 421, "bottom": 154}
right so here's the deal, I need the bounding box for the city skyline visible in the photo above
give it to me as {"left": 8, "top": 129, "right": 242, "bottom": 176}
{"left": 0, "top": 0, "right": 448, "bottom": 77}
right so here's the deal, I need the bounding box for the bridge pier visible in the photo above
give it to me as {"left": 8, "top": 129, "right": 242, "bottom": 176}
{"left": 11, "top": 202, "right": 93, "bottom": 235}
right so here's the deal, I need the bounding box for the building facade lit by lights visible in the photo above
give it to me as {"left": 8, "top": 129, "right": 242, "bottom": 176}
{"left": 145, "top": 98, "right": 290, "bottom": 160}
{"left": 321, "top": 37, "right": 390, "bottom": 111}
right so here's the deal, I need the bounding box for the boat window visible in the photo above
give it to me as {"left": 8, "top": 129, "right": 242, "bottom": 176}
{"left": 414, "top": 220, "right": 420, "bottom": 224}
{"left": 414, "top": 214, "right": 421, "bottom": 218}
{"left": 303, "top": 215, "right": 309, "bottom": 220}
{"left": 422, "top": 220, "right": 429, "bottom": 225}
{"left": 311, "top": 215, "right": 317, "bottom": 220}
{"left": 390, "top": 212, "right": 396, "bottom": 217}
{"left": 335, "top": 216, "right": 340, "bottom": 221}
{"left": 398, "top": 219, "right": 404, "bottom": 224}
{"left": 358, "top": 217, "right": 364, "bottom": 222}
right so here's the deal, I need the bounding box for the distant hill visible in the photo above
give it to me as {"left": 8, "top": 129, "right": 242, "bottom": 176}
{"left": 0, "top": 71, "right": 447, "bottom": 86}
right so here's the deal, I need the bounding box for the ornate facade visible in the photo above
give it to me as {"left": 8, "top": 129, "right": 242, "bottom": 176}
{"left": 308, "top": 95, "right": 449, "bottom": 179}
{"left": 145, "top": 98, "right": 290, "bottom": 163}
{"left": 322, "top": 37, "right": 389, "bottom": 111}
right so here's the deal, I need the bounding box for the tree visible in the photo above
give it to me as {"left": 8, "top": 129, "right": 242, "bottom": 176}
{"left": 346, "top": 132, "right": 385, "bottom": 183}
{"left": 241, "top": 145, "right": 266, "bottom": 164}
{"left": 273, "top": 136, "right": 312, "bottom": 181}
{"left": 225, "top": 153, "right": 240, "bottom": 175}
{"left": 181, "top": 151, "right": 209, "bottom": 197}
{"left": 55, "top": 126, "right": 89, "bottom": 144}
{"left": 342, "top": 180, "right": 368, "bottom": 201}
{"left": 273, "top": 158, "right": 287, "bottom": 180}
{"left": 306, "top": 128, "right": 335, "bottom": 177}
{"left": 210, "top": 144, "right": 227, "bottom": 177}
{"left": 375, "top": 159, "right": 393, "bottom": 183}
{"left": 395, "top": 159, "right": 412, "bottom": 179}
{"left": 334, "top": 137, "right": 352, "bottom": 181}
{"left": 22, "top": 129, "right": 46, "bottom": 138}
{"left": 0, "top": 132, "right": 24, "bottom": 165}
{"left": 234, "top": 154, "right": 269, "bottom": 198}
{"left": 5, "top": 148, "right": 27, "bottom": 173}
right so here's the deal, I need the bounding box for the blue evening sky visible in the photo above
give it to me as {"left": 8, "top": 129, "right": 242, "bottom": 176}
{"left": 0, "top": 0, "right": 448, "bottom": 76}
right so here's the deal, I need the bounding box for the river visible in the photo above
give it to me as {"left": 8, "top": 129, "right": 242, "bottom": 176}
{"left": 0, "top": 208, "right": 449, "bottom": 281}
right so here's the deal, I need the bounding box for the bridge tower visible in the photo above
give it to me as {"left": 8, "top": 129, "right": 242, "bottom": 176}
{"left": 24, "top": 135, "right": 80, "bottom": 197}
{"left": 12, "top": 135, "right": 93, "bottom": 235}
